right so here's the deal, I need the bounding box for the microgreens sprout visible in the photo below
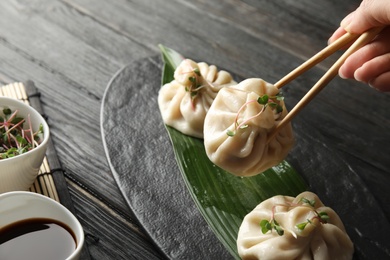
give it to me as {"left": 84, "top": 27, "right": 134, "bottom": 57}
{"left": 295, "top": 220, "right": 311, "bottom": 231}
{"left": 260, "top": 219, "right": 284, "bottom": 236}
{"left": 0, "top": 108, "right": 44, "bottom": 160}
{"left": 296, "top": 211, "right": 329, "bottom": 231}
{"left": 259, "top": 197, "right": 330, "bottom": 236}
{"left": 300, "top": 197, "right": 316, "bottom": 207}
{"left": 227, "top": 92, "right": 284, "bottom": 137}
{"left": 179, "top": 64, "right": 210, "bottom": 109}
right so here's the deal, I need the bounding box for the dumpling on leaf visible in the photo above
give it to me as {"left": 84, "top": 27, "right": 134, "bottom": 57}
{"left": 237, "top": 191, "right": 354, "bottom": 260}
{"left": 203, "top": 78, "right": 294, "bottom": 176}
{"left": 158, "top": 59, "right": 236, "bottom": 138}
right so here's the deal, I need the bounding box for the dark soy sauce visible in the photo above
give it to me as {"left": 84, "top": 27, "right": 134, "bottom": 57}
{"left": 0, "top": 218, "right": 77, "bottom": 260}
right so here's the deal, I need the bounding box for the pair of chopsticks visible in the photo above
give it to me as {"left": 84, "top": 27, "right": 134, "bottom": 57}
{"left": 268, "top": 26, "right": 384, "bottom": 142}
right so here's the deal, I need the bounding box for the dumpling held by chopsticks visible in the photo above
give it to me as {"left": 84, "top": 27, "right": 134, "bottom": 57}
{"left": 203, "top": 78, "right": 294, "bottom": 176}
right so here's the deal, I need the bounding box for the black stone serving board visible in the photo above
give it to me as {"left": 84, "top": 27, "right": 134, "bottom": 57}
{"left": 101, "top": 56, "right": 390, "bottom": 259}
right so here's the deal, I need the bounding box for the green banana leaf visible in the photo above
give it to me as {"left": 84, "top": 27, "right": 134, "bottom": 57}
{"left": 158, "top": 44, "right": 308, "bottom": 259}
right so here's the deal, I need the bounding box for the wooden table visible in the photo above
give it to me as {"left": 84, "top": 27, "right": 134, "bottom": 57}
{"left": 1, "top": 0, "right": 389, "bottom": 259}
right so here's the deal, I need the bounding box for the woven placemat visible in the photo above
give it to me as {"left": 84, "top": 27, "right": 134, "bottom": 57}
{"left": 0, "top": 81, "right": 91, "bottom": 259}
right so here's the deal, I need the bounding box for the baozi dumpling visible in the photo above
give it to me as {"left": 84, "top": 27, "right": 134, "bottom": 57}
{"left": 158, "top": 59, "right": 236, "bottom": 138}
{"left": 203, "top": 78, "right": 294, "bottom": 176}
{"left": 237, "top": 191, "right": 354, "bottom": 260}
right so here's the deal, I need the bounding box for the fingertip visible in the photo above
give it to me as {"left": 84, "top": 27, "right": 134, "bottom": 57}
{"left": 368, "top": 81, "right": 385, "bottom": 91}
{"left": 368, "top": 72, "right": 390, "bottom": 92}
{"left": 340, "top": 12, "right": 355, "bottom": 32}
{"left": 367, "top": 82, "right": 377, "bottom": 90}
{"left": 338, "top": 65, "right": 352, "bottom": 80}
{"left": 328, "top": 27, "right": 348, "bottom": 45}
{"left": 338, "top": 70, "right": 348, "bottom": 79}
{"left": 354, "top": 68, "right": 366, "bottom": 83}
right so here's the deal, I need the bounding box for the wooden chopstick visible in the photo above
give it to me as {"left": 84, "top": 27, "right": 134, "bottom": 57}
{"left": 274, "top": 32, "right": 360, "bottom": 89}
{"left": 268, "top": 26, "right": 384, "bottom": 142}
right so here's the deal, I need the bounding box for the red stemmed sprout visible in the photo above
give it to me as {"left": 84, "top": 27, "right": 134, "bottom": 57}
{"left": 0, "top": 107, "right": 44, "bottom": 159}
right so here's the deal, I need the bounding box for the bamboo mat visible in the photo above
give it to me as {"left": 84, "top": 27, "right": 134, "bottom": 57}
{"left": 0, "top": 82, "right": 59, "bottom": 201}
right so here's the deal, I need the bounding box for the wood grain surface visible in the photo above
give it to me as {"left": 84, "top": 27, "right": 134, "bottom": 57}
{"left": 0, "top": 0, "right": 389, "bottom": 259}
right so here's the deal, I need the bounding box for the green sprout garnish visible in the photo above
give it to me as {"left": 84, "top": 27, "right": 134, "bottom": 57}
{"left": 296, "top": 220, "right": 311, "bottom": 231}
{"left": 260, "top": 219, "right": 284, "bottom": 236}
{"left": 300, "top": 197, "right": 316, "bottom": 207}
{"left": 0, "top": 108, "right": 44, "bottom": 160}
{"left": 181, "top": 66, "right": 208, "bottom": 109}
{"left": 227, "top": 92, "right": 284, "bottom": 137}
{"left": 259, "top": 197, "right": 330, "bottom": 236}
{"left": 193, "top": 68, "right": 201, "bottom": 76}
{"left": 257, "top": 94, "right": 269, "bottom": 105}
{"left": 318, "top": 211, "right": 330, "bottom": 222}
{"left": 226, "top": 130, "right": 235, "bottom": 137}
{"left": 296, "top": 211, "right": 329, "bottom": 231}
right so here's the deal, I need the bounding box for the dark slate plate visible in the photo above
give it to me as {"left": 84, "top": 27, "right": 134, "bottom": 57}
{"left": 101, "top": 56, "right": 390, "bottom": 259}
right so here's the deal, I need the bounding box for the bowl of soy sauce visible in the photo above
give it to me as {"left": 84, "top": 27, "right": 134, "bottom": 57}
{"left": 0, "top": 191, "right": 84, "bottom": 260}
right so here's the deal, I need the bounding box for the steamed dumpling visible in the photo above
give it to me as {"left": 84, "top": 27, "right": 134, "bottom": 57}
{"left": 158, "top": 59, "right": 236, "bottom": 138}
{"left": 203, "top": 78, "right": 294, "bottom": 176}
{"left": 237, "top": 191, "right": 354, "bottom": 260}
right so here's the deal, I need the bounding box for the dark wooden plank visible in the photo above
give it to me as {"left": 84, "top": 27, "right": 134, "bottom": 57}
{"left": 0, "top": 3, "right": 116, "bottom": 96}
{"left": 67, "top": 180, "right": 166, "bottom": 260}
{"left": 62, "top": 0, "right": 301, "bottom": 80}
{"left": 8, "top": 0, "right": 152, "bottom": 66}
{"left": 186, "top": 0, "right": 360, "bottom": 63}
{"left": 63, "top": 0, "right": 360, "bottom": 73}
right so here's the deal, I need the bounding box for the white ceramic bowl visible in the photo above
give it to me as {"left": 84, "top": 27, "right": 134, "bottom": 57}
{"left": 0, "top": 191, "right": 85, "bottom": 260}
{"left": 0, "top": 97, "right": 50, "bottom": 193}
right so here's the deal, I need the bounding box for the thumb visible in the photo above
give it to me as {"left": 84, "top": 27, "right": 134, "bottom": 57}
{"left": 341, "top": 0, "right": 390, "bottom": 33}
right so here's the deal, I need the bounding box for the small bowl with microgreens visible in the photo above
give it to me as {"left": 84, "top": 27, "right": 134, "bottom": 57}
{"left": 0, "top": 97, "right": 49, "bottom": 193}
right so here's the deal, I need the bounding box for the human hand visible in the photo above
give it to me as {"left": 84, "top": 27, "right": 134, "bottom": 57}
{"left": 328, "top": 0, "right": 390, "bottom": 91}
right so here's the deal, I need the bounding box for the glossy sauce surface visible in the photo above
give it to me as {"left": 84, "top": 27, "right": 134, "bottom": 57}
{"left": 0, "top": 218, "right": 76, "bottom": 260}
